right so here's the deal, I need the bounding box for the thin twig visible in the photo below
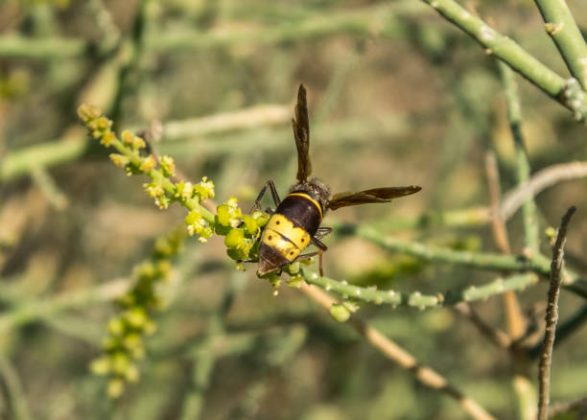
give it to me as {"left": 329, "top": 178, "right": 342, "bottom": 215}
{"left": 180, "top": 275, "right": 239, "bottom": 420}
{"left": 497, "top": 61, "right": 540, "bottom": 255}
{"left": 500, "top": 161, "right": 587, "bottom": 220}
{"left": 485, "top": 152, "right": 526, "bottom": 340}
{"left": 453, "top": 303, "right": 512, "bottom": 349}
{"left": 31, "top": 166, "right": 69, "bottom": 210}
{"left": 299, "top": 283, "right": 496, "bottom": 420}
{"left": 0, "top": 355, "right": 31, "bottom": 420}
{"left": 549, "top": 396, "right": 587, "bottom": 418}
{"left": 0, "top": 279, "right": 129, "bottom": 333}
{"left": 485, "top": 146, "right": 534, "bottom": 419}
{"left": 528, "top": 303, "right": 587, "bottom": 359}
{"left": 485, "top": 152, "right": 511, "bottom": 254}
{"left": 537, "top": 206, "right": 576, "bottom": 420}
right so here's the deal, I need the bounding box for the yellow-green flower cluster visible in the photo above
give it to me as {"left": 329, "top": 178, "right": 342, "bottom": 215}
{"left": 78, "top": 104, "right": 216, "bottom": 228}
{"left": 183, "top": 178, "right": 216, "bottom": 241}
{"left": 78, "top": 105, "right": 283, "bottom": 276}
{"left": 78, "top": 105, "right": 152, "bottom": 178}
{"left": 215, "top": 197, "right": 269, "bottom": 263}
{"left": 90, "top": 229, "right": 185, "bottom": 398}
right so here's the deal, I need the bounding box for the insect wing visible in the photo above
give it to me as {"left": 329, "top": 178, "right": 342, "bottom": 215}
{"left": 292, "top": 84, "right": 312, "bottom": 182}
{"left": 327, "top": 186, "right": 421, "bottom": 210}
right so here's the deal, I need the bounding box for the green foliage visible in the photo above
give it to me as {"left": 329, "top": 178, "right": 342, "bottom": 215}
{"left": 89, "top": 229, "right": 185, "bottom": 398}
{"left": 3, "top": 0, "right": 587, "bottom": 418}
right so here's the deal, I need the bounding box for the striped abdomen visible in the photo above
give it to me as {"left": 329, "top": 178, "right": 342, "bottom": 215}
{"left": 257, "top": 192, "right": 323, "bottom": 274}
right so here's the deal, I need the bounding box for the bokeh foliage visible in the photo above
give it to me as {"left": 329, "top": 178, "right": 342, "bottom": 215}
{"left": 1, "top": 0, "right": 587, "bottom": 419}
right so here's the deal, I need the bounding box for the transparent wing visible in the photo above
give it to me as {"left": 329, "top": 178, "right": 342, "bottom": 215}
{"left": 327, "top": 186, "right": 421, "bottom": 210}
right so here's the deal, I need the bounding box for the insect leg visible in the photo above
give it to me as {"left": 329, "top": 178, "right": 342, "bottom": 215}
{"left": 295, "top": 249, "right": 326, "bottom": 276}
{"left": 309, "top": 237, "right": 328, "bottom": 276}
{"left": 250, "top": 180, "right": 281, "bottom": 212}
{"left": 318, "top": 250, "right": 325, "bottom": 277}
{"left": 311, "top": 237, "right": 328, "bottom": 251}
{"left": 314, "top": 227, "right": 332, "bottom": 239}
{"left": 297, "top": 251, "right": 319, "bottom": 259}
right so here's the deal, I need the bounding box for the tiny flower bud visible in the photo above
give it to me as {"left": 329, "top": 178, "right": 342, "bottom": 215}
{"left": 77, "top": 104, "right": 101, "bottom": 122}
{"left": 124, "top": 308, "right": 147, "bottom": 329}
{"left": 224, "top": 228, "right": 245, "bottom": 249}
{"left": 330, "top": 303, "right": 351, "bottom": 323}
{"left": 107, "top": 379, "right": 125, "bottom": 399}
{"left": 121, "top": 130, "right": 135, "bottom": 145}
{"left": 175, "top": 181, "right": 194, "bottom": 202}
{"left": 109, "top": 153, "right": 130, "bottom": 168}
{"left": 90, "top": 357, "right": 111, "bottom": 375}
{"left": 108, "top": 318, "right": 125, "bottom": 336}
{"left": 139, "top": 156, "right": 157, "bottom": 173}
{"left": 133, "top": 136, "right": 146, "bottom": 150}
{"left": 194, "top": 176, "right": 215, "bottom": 200}
{"left": 159, "top": 156, "right": 176, "bottom": 177}
{"left": 100, "top": 131, "right": 117, "bottom": 147}
{"left": 242, "top": 214, "right": 258, "bottom": 235}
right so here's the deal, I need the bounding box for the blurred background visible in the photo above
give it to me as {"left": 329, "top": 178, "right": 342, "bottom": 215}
{"left": 1, "top": 0, "right": 587, "bottom": 419}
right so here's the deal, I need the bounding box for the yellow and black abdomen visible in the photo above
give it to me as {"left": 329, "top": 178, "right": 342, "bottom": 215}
{"left": 257, "top": 192, "right": 323, "bottom": 274}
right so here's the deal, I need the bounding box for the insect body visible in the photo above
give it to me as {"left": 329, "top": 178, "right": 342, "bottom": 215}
{"left": 255, "top": 85, "right": 421, "bottom": 277}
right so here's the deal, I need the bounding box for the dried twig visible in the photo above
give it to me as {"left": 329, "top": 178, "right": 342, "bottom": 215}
{"left": 501, "top": 162, "right": 587, "bottom": 220}
{"left": 549, "top": 396, "right": 587, "bottom": 418}
{"left": 300, "top": 283, "right": 496, "bottom": 420}
{"left": 453, "top": 303, "right": 512, "bottom": 349}
{"left": 485, "top": 152, "right": 526, "bottom": 339}
{"left": 537, "top": 206, "right": 576, "bottom": 420}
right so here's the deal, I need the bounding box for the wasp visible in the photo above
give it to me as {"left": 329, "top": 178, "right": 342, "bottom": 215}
{"left": 254, "top": 85, "right": 421, "bottom": 277}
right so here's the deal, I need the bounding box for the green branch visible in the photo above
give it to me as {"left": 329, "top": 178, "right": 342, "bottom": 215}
{"left": 498, "top": 62, "right": 540, "bottom": 253}
{"left": 334, "top": 223, "right": 587, "bottom": 298}
{"left": 421, "top": 0, "right": 587, "bottom": 121}
{"left": 0, "top": 36, "right": 86, "bottom": 59}
{"left": 0, "top": 355, "right": 31, "bottom": 420}
{"left": 303, "top": 271, "right": 538, "bottom": 309}
{"left": 0, "top": 279, "right": 129, "bottom": 334}
{"left": 0, "top": 135, "right": 88, "bottom": 183}
{"left": 337, "top": 223, "right": 548, "bottom": 273}
{"left": 534, "top": 0, "right": 587, "bottom": 89}
{"left": 0, "top": 4, "right": 413, "bottom": 60}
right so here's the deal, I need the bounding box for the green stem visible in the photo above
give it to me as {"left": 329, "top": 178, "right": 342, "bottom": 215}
{"left": 497, "top": 62, "right": 540, "bottom": 254}
{"left": 180, "top": 274, "right": 240, "bottom": 420}
{"left": 339, "top": 223, "right": 549, "bottom": 273}
{"left": 334, "top": 223, "right": 587, "bottom": 298}
{"left": 110, "top": 138, "right": 215, "bottom": 222}
{"left": 0, "top": 4, "right": 413, "bottom": 60}
{"left": 534, "top": 0, "right": 587, "bottom": 89}
{"left": 0, "top": 355, "right": 31, "bottom": 420}
{"left": 303, "top": 271, "right": 538, "bottom": 309}
{"left": 0, "top": 279, "right": 129, "bottom": 334}
{"left": 0, "top": 136, "right": 88, "bottom": 183}
{"left": 147, "top": 4, "right": 406, "bottom": 52}
{"left": 110, "top": 0, "right": 152, "bottom": 127}
{"left": 0, "top": 36, "right": 86, "bottom": 59}
{"left": 420, "top": 0, "right": 587, "bottom": 121}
